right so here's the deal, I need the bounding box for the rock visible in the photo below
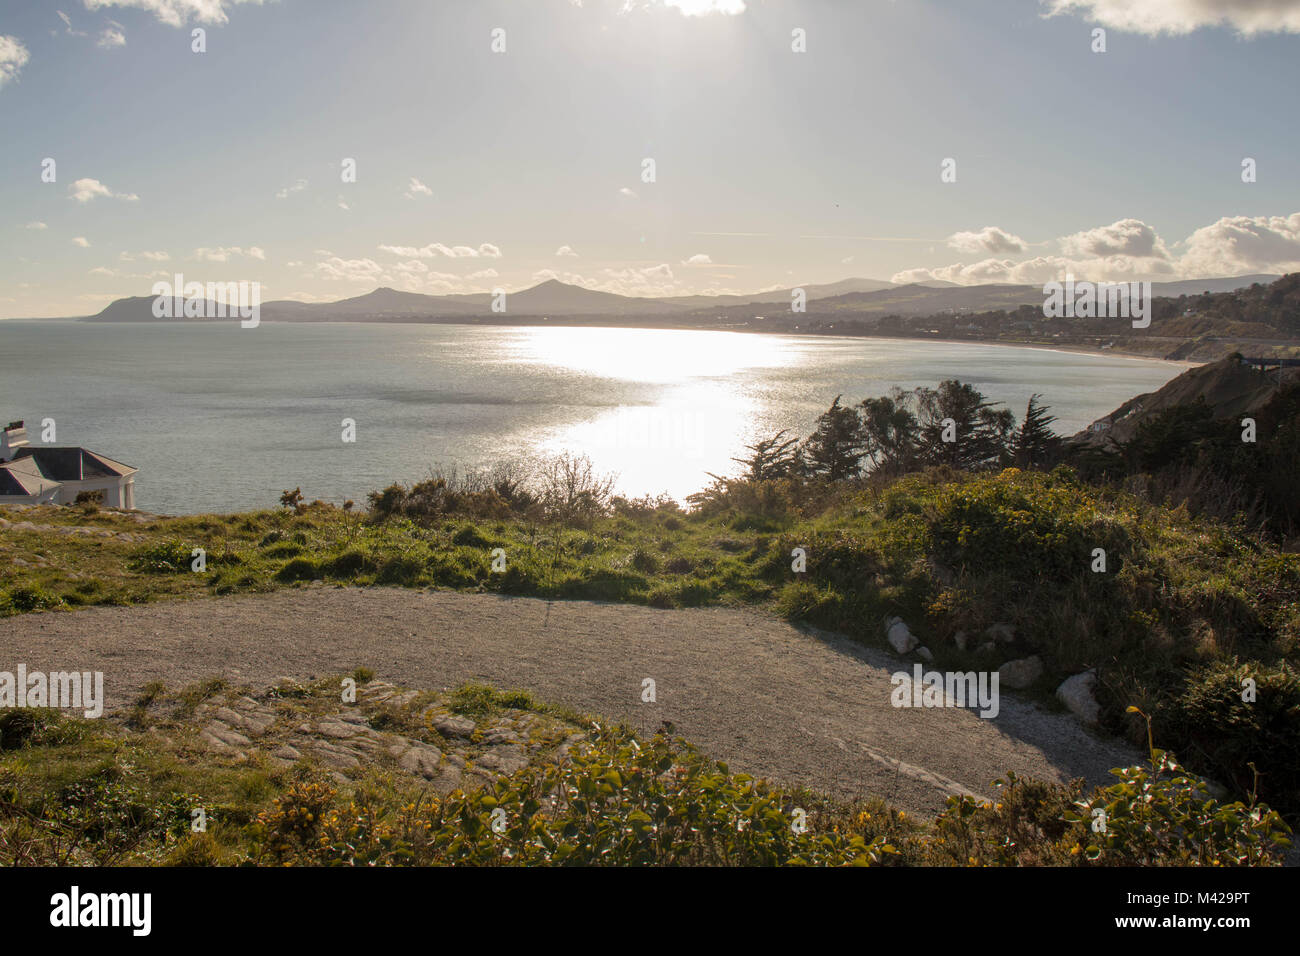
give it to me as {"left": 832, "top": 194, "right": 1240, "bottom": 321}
{"left": 271, "top": 744, "right": 301, "bottom": 761}
{"left": 429, "top": 713, "right": 476, "bottom": 739}
{"left": 985, "top": 623, "right": 1016, "bottom": 644}
{"left": 203, "top": 722, "right": 251, "bottom": 748}
{"left": 997, "top": 656, "right": 1044, "bottom": 689}
{"left": 884, "top": 617, "right": 919, "bottom": 655}
{"left": 928, "top": 558, "right": 957, "bottom": 587}
{"left": 1055, "top": 670, "right": 1100, "bottom": 724}
{"left": 398, "top": 744, "right": 444, "bottom": 779}
{"left": 976, "top": 642, "right": 997, "bottom": 656}
{"left": 952, "top": 631, "right": 969, "bottom": 651}
{"left": 916, "top": 646, "right": 934, "bottom": 662}
{"left": 476, "top": 745, "right": 529, "bottom": 775}
{"left": 307, "top": 742, "right": 361, "bottom": 771}
{"left": 212, "top": 706, "right": 274, "bottom": 736}
{"left": 483, "top": 727, "right": 523, "bottom": 746}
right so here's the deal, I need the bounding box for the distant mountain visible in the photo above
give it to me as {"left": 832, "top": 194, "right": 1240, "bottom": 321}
{"left": 79, "top": 274, "right": 1283, "bottom": 323}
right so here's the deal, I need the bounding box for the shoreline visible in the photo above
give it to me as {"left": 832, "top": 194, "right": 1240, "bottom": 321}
{"left": 11, "top": 316, "right": 1210, "bottom": 367}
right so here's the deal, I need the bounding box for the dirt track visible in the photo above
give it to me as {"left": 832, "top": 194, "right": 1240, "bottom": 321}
{"left": 0, "top": 586, "right": 1139, "bottom": 815}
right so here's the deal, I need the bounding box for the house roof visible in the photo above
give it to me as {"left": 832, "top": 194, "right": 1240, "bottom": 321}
{"left": 8, "top": 446, "right": 137, "bottom": 481}
{"left": 0, "top": 455, "right": 62, "bottom": 496}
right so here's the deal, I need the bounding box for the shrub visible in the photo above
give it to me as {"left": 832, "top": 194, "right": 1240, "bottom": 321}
{"left": 3, "top": 586, "right": 64, "bottom": 613}
{"left": 276, "top": 558, "right": 319, "bottom": 582}
{"left": 324, "top": 550, "right": 374, "bottom": 578}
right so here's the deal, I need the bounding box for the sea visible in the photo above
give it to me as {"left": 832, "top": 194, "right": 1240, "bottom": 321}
{"left": 0, "top": 320, "right": 1186, "bottom": 515}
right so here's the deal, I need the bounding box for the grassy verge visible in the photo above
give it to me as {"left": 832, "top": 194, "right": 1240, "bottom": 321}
{"left": 3, "top": 464, "right": 1298, "bottom": 816}
{"left": 0, "top": 677, "right": 1288, "bottom": 867}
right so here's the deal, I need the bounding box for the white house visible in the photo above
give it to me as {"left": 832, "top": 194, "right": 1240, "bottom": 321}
{"left": 0, "top": 421, "right": 138, "bottom": 509}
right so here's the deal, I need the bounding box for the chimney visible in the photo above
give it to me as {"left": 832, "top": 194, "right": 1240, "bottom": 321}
{"left": 0, "top": 420, "right": 29, "bottom": 462}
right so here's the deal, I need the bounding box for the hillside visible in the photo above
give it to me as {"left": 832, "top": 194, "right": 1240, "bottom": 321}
{"left": 1070, "top": 355, "right": 1299, "bottom": 446}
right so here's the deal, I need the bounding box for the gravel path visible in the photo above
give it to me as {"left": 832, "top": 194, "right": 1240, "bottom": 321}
{"left": 0, "top": 587, "right": 1139, "bottom": 815}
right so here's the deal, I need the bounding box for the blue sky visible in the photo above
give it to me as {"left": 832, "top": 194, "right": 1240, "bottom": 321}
{"left": 2, "top": 0, "right": 1299, "bottom": 317}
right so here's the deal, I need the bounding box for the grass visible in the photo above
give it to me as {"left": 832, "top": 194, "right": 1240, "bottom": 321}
{"left": 3, "top": 464, "right": 1298, "bottom": 816}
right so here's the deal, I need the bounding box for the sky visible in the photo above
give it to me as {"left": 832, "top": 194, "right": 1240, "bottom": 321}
{"left": 2, "top": 0, "right": 1300, "bottom": 318}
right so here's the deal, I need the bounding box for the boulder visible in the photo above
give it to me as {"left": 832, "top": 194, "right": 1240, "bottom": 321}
{"left": 916, "top": 645, "right": 934, "bottom": 662}
{"left": 1055, "top": 670, "right": 1101, "bottom": 724}
{"left": 997, "top": 655, "right": 1044, "bottom": 689}
{"left": 884, "top": 617, "right": 919, "bottom": 654}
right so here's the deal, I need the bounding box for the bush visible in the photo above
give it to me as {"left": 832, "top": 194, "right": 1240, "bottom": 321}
{"left": 324, "top": 550, "right": 374, "bottom": 578}
{"left": 276, "top": 558, "right": 319, "bottom": 582}
{"left": 248, "top": 727, "right": 897, "bottom": 867}
{"left": 3, "top": 586, "right": 64, "bottom": 613}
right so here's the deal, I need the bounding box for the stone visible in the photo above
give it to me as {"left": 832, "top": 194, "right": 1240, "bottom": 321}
{"left": 998, "top": 656, "right": 1044, "bottom": 689}
{"left": 430, "top": 713, "right": 476, "bottom": 739}
{"left": 953, "top": 631, "right": 970, "bottom": 651}
{"left": 203, "top": 722, "right": 251, "bottom": 748}
{"left": 476, "top": 745, "right": 529, "bottom": 775}
{"left": 916, "top": 646, "right": 934, "bottom": 662}
{"left": 884, "top": 617, "right": 919, "bottom": 655}
{"left": 976, "top": 641, "right": 997, "bottom": 655}
{"left": 1055, "top": 670, "right": 1101, "bottom": 724}
{"left": 398, "top": 744, "right": 443, "bottom": 779}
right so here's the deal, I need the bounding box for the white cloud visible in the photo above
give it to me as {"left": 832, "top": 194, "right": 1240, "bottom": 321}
{"left": 1178, "top": 212, "right": 1300, "bottom": 276}
{"left": 337, "top": 195, "right": 349, "bottom": 210}
{"left": 72, "top": 236, "right": 90, "bottom": 247}
{"left": 682, "top": 253, "right": 713, "bottom": 265}
{"left": 275, "top": 178, "right": 307, "bottom": 199}
{"left": 314, "top": 256, "right": 386, "bottom": 283}
{"left": 191, "top": 246, "right": 265, "bottom": 262}
{"left": 98, "top": 23, "right": 127, "bottom": 47}
{"left": 121, "top": 250, "right": 169, "bottom": 261}
{"left": 466, "top": 268, "right": 499, "bottom": 280}
{"left": 891, "top": 211, "right": 1300, "bottom": 285}
{"left": 555, "top": 245, "right": 578, "bottom": 257}
{"left": 947, "top": 226, "right": 1027, "bottom": 255}
{"left": 24, "top": 221, "right": 47, "bottom": 230}
{"left": 378, "top": 242, "right": 500, "bottom": 259}
{"left": 82, "top": 0, "right": 269, "bottom": 28}
{"left": 0, "top": 35, "right": 31, "bottom": 90}
{"left": 403, "top": 177, "right": 433, "bottom": 199}
{"left": 1059, "top": 218, "right": 1168, "bottom": 259}
{"left": 68, "top": 178, "right": 139, "bottom": 202}
{"left": 1042, "top": 0, "right": 1300, "bottom": 35}
{"left": 619, "top": 187, "right": 638, "bottom": 198}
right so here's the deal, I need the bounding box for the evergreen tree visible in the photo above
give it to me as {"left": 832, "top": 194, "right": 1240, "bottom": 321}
{"left": 859, "top": 389, "right": 920, "bottom": 476}
{"left": 1011, "top": 393, "right": 1060, "bottom": 467}
{"left": 801, "top": 396, "right": 867, "bottom": 480}
{"left": 914, "top": 380, "right": 1015, "bottom": 470}
{"left": 731, "top": 430, "right": 800, "bottom": 481}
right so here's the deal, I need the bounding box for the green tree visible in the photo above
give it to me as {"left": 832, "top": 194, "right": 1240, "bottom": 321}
{"left": 801, "top": 396, "right": 867, "bottom": 481}
{"left": 1011, "top": 394, "right": 1060, "bottom": 468}
{"left": 915, "top": 380, "right": 1015, "bottom": 470}
{"left": 859, "top": 389, "right": 920, "bottom": 476}
{"left": 731, "top": 430, "right": 801, "bottom": 481}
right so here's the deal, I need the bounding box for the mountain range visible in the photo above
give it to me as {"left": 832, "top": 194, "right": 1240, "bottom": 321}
{"left": 80, "top": 274, "right": 1282, "bottom": 323}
